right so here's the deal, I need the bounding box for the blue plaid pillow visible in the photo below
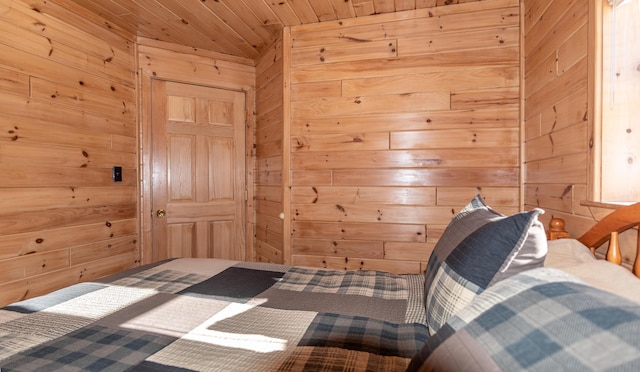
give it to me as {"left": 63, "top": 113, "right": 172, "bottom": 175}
{"left": 409, "top": 268, "right": 640, "bottom": 371}
{"left": 424, "top": 195, "right": 547, "bottom": 335}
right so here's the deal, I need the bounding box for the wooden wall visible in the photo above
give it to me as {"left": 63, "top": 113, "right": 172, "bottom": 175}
{"left": 523, "top": 0, "right": 590, "bottom": 223}
{"left": 254, "top": 33, "right": 287, "bottom": 264}
{"left": 0, "top": 0, "right": 138, "bottom": 305}
{"left": 523, "top": 0, "right": 638, "bottom": 265}
{"left": 286, "top": 0, "right": 521, "bottom": 274}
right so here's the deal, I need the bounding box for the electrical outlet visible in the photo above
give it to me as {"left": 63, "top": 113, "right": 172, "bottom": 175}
{"left": 112, "top": 166, "right": 123, "bottom": 182}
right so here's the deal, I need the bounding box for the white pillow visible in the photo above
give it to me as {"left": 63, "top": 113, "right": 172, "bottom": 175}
{"left": 544, "top": 238, "right": 640, "bottom": 304}
{"left": 563, "top": 260, "right": 640, "bottom": 304}
{"left": 544, "top": 238, "right": 596, "bottom": 269}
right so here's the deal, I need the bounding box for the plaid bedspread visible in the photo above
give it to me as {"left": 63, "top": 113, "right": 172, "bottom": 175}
{"left": 0, "top": 259, "right": 428, "bottom": 371}
{"left": 408, "top": 268, "right": 640, "bottom": 371}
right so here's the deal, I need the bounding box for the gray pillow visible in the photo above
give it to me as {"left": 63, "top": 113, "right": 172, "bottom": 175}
{"left": 410, "top": 268, "right": 640, "bottom": 371}
{"left": 424, "top": 195, "right": 547, "bottom": 335}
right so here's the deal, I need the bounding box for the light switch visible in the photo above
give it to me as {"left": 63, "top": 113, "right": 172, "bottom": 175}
{"left": 112, "top": 166, "right": 123, "bottom": 182}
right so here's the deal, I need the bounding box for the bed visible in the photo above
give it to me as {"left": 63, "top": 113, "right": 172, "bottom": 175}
{"left": 1, "top": 197, "right": 639, "bottom": 371}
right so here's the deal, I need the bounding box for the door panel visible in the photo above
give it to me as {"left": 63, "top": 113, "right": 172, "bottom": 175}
{"left": 167, "top": 223, "right": 195, "bottom": 258}
{"left": 151, "top": 80, "right": 246, "bottom": 262}
{"left": 168, "top": 135, "right": 195, "bottom": 201}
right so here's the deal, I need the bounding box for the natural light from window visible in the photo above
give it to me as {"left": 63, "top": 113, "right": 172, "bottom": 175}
{"left": 599, "top": 0, "right": 640, "bottom": 203}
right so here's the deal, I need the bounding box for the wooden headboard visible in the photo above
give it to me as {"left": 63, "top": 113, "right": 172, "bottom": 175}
{"left": 548, "top": 203, "right": 640, "bottom": 277}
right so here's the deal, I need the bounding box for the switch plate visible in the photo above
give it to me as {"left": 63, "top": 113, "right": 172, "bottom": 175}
{"left": 112, "top": 166, "right": 123, "bottom": 182}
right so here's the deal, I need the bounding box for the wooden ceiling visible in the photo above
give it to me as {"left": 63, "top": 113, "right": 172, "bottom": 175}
{"left": 63, "top": 0, "right": 481, "bottom": 60}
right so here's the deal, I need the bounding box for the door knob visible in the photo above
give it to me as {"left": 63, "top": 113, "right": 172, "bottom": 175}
{"left": 156, "top": 209, "right": 166, "bottom": 218}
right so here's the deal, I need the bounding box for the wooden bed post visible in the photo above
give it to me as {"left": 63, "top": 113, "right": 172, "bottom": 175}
{"left": 575, "top": 203, "right": 640, "bottom": 277}
{"left": 606, "top": 231, "right": 622, "bottom": 265}
{"left": 635, "top": 228, "right": 640, "bottom": 277}
{"left": 547, "top": 218, "right": 571, "bottom": 240}
{"left": 549, "top": 203, "right": 640, "bottom": 278}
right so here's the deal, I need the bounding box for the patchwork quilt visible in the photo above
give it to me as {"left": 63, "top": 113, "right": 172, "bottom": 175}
{"left": 0, "top": 258, "right": 428, "bottom": 371}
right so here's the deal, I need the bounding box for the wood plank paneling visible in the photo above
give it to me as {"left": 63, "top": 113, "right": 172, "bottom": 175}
{"left": 0, "top": 93, "right": 135, "bottom": 138}
{"left": 436, "top": 187, "right": 519, "bottom": 208}
{"left": 292, "top": 92, "right": 451, "bottom": 117}
{"left": 0, "top": 219, "right": 137, "bottom": 260}
{"left": 291, "top": 148, "right": 520, "bottom": 169}
{"left": 525, "top": 123, "right": 588, "bottom": 162}
{"left": 292, "top": 132, "right": 390, "bottom": 152}
{"left": 291, "top": 39, "right": 398, "bottom": 65}
{"left": 0, "top": 0, "right": 138, "bottom": 307}
{"left": 0, "top": 252, "right": 137, "bottom": 306}
{"left": 288, "top": 0, "right": 521, "bottom": 273}
{"left": 292, "top": 238, "right": 385, "bottom": 259}
{"left": 329, "top": 168, "right": 519, "bottom": 187}
{"left": 291, "top": 186, "right": 436, "bottom": 205}
{"left": 0, "top": 187, "right": 136, "bottom": 215}
{"left": 29, "top": 77, "right": 135, "bottom": 121}
{"left": 341, "top": 67, "right": 519, "bottom": 96}
{"left": 523, "top": 0, "right": 596, "bottom": 235}
{"left": 292, "top": 221, "right": 426, "bottom": 242}
{"left": 0, "top": 67, "right": 29, "bottom": 96}
{"left": 390, "top": 128, "right": 519, "bottom": 149}
{"left": 399, "top": 27, "right": 520, "bottom": 56}
{"left": 292, "top": 204, "right": 460, "bottom": 225}
{"left": 5, "top": 0, "right": 134, "bottom": 69}
{"left": 292, "top": 108, "right": 519, "bottom": 134}
{"left": 254, "top": 33, "right": 285, "bottom": 264}
{"left": 291, "top": 47, "right": 520, "bottom": 82}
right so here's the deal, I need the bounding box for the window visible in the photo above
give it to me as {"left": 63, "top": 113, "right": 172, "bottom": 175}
{"left": 594, "top": 0, "right": 640, "bottom": 203}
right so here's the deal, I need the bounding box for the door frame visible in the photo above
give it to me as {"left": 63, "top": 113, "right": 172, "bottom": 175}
{"left": 138, "top": 62, "right": 256, "bottom": 265}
